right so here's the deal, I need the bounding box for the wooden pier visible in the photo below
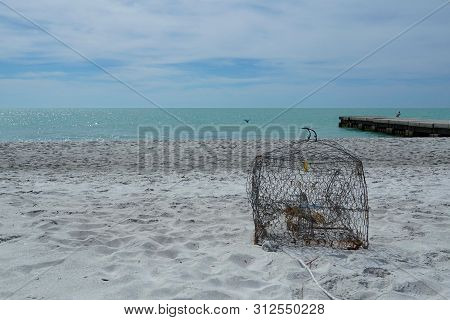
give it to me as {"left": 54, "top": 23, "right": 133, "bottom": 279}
{"left": 339, "top": 116, "right": 450, "bottom": 137}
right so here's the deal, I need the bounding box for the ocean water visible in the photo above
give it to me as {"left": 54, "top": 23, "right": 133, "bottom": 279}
{"left": 0, "top": 108, "right": 449, "bottom": 141}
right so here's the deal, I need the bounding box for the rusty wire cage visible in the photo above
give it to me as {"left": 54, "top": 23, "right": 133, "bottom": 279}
{"left": 248, "top": 129, "right": 369, "bottom": 249}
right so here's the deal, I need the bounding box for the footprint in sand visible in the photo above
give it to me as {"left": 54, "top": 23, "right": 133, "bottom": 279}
{"left": 227, "top": 254, "right": 255, "bottom": 268}
{"left": 0, "top": 235, "right": 21, "bottom": 244}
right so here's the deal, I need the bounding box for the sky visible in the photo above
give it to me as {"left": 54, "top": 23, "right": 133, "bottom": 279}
{"left": 0, "top": 0, "right": 449, "bottom": 108}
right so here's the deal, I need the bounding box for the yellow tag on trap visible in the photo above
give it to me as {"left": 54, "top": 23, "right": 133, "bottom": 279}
{"left": 303, "top": 160, "right": 309, "bottom": 172}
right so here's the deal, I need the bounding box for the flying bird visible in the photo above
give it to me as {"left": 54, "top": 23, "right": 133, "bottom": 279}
{"left": 243, "top": 119, "right": 250, "bottom": 123}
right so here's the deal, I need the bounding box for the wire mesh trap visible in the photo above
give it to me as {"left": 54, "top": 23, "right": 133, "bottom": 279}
{"left": 247, "top": 129, "right": 369, "bottom": 250}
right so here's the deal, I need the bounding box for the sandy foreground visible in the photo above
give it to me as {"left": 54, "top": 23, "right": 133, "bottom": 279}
{"left": 0, "top": 138, "right": 449, "bottom": 300}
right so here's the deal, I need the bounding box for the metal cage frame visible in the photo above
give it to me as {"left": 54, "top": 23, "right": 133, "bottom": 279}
{"left": 247, "top": 129, "right": 369, "bottom": 249}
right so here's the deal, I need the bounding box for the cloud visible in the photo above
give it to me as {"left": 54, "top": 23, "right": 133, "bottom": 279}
{"left": 0, "top": 0, "right": 449, "bottom": 107}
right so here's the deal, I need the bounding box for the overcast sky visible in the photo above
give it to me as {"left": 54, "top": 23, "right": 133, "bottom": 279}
{"left": 0, "top": 0, "right": 449, "bottom": 108}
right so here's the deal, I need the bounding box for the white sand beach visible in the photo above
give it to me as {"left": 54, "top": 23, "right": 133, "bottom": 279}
{"left": 0, "top": 138, "right": 449, "bottom": 299}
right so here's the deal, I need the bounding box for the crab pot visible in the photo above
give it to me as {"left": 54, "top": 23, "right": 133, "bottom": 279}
{"left": 248, "top": 140, "right": 369, "bottom": 249}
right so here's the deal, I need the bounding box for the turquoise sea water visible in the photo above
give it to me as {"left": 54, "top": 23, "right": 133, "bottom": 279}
{"left": 0, "top": 108, "right": 449, "bottom": 141}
